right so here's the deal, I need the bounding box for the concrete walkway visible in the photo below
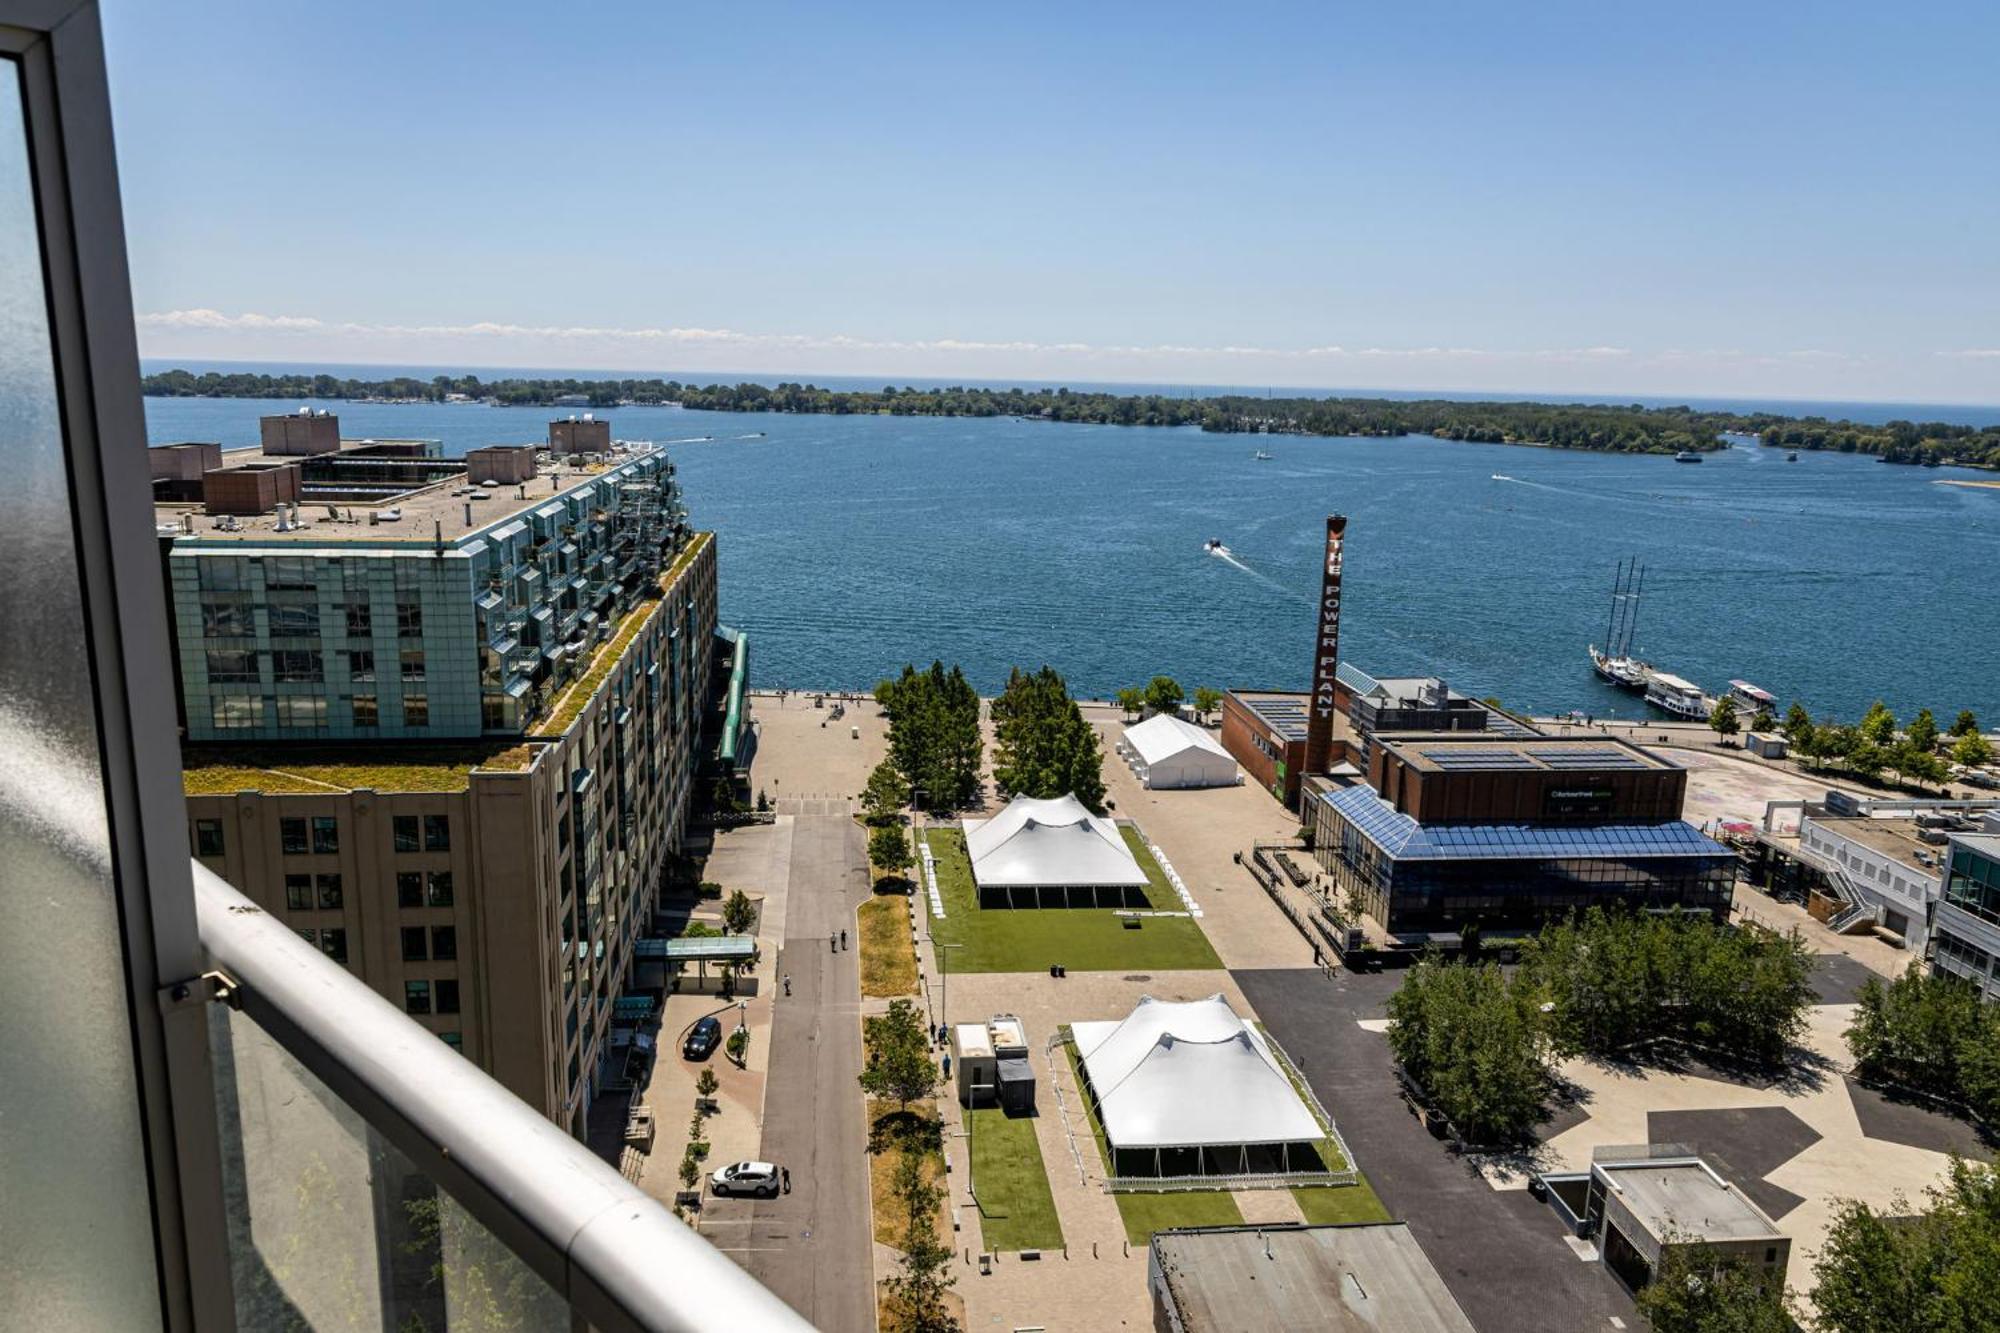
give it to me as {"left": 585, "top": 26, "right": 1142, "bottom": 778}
{"left": 700, "top": 807, "right": 875, "bottom": 1333}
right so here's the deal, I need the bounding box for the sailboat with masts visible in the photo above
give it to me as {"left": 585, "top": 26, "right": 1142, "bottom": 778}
{"left": 1588, "top": 557, "right": 1652, "bottom": 691}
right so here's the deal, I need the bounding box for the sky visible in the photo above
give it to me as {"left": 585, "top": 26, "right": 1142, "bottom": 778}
{"left": 106, "top": 1, "right": 2000, "bottom": 402}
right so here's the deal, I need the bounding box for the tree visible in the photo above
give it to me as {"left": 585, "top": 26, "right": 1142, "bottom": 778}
{"left": 1846, "top": 965, "right": 1984, "bottom": 1101}
{"left": 1114, "top": 686, "right": 1144, "bottom": 720}
{"left": 1782, "top": 702, "right": 1815, "bottom": 752}
{"left": 1386, "top": 955, "right": 1555, "bottom": 1145}
{"left": 695, "top": 1067, "right": 719, "bottom": 1101}
{"left": 1709, "top": 694, "right": 1741, "bottom": 745}
{"left": 991, "top": 666, "right": 1106, "bottom": 810}
{"left": 1636, "top": 1240, "right": 1794, "bottom": 1333}
{"left": 870, "top": 823, "right": 913, "bottom": 878}
{"left": 1192, "top": 686, "right": 1223, "bottom": 723}
{"left": 1951, "top": 710, "right": 1981, "bottom": 738}
{"left": 1143, "top": 675, "right": 1184, "bottom": 717}
{"left": 880, "top": 662, "right": 984, "bottom": 811}
{"left": 1751, "top": 707, "right": 1777, "bottom": 733}
{"left": 1910, "top": 707, "right": 1942, "bottom": 754}
{"left": 864, "top": 758, "right": 910, "bottom": 825}
{"left": 883, "top": 1146, "right": 959, "bottom": 1332}
{"left": 1814, "top": 1159, "right": 2000, "bottom": 1333}
{"left": 859, "top": 999, "right": 939, "bottom": 1109}
{"left": 722, "top": 889, "right": 755, "bottom": 935}
{"left": 1860, "top": 699, "right": 1898, "bottom": 748}
{"left": 1953, "top": 731, "right": 1995, "bottom": 770}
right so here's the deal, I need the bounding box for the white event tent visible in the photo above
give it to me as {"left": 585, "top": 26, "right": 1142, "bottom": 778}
{"left": 1120, "top": 713, "right": 1239, "bottom": 789}
{"left": 1070, "top": 994, "right": 1325, "bottom": 1177}
{"left": 962, "top": 793, "right": 1148, "bottom": 908}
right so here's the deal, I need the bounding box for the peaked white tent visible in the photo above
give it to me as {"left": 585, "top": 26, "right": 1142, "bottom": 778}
{"left": 962, "top": 793, "right": 1148, "bottom": 908}
{"left": 1070, "top": 994, "right": 1325, "bottom": 1176}
{"left": 1121, "top": 714, "right": 1239, "bottom": 789}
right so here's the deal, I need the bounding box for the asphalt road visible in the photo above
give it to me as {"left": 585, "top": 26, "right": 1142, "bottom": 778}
{"left": 707, "top": 809, "right": 875, "bottom": 1333}
{"left": 1236, "top": 967, "right": 1637, "bottom": 1333}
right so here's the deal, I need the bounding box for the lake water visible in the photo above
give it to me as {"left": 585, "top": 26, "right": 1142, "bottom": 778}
{"left": 143, "top": 396, "right": 2000, "bottom": 723}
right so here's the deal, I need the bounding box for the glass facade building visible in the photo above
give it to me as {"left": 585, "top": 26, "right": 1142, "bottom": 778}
{"left": 1313, "top": 782, "right": 1737, "bottom": 942}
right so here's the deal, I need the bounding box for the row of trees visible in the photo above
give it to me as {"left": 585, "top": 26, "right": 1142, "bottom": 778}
{"left": 858, "top": 1000, "right": 958, "bottom": 1332}
{"left": 1781, "top": 701, "right": 1991, "bottom": 787}
{"left": 1387, "top": 913, "right": 1818, "bottom": 1144}
{"left": 1846, "top": 965, "right": 2000, "bottom": 1124}
{"left": 1111, "top": 676, "right": 1223, "bottom": 723}
{"left": 146, "top": 366, "right": 2000, "bottom": 465}
{"left": 990, "top": 667, "right": 1105, "bottom": 810}
{"left": 1642, "top": 1159, "right": 2000, "bottom": 1332}
{"left": 1527, "top": 910, "right": 1818, "bottom": 1068}
{"left": 875, "top": 663, "right": 984, "bottom": 811}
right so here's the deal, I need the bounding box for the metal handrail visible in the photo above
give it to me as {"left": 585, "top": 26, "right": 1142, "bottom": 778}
{"left": 190, "top": 862, "right": 809, "bottom": 1333}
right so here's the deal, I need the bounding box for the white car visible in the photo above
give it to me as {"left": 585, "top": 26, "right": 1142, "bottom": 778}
{"left": 709, "top": 1160, "right": 781, "bottom": 1198}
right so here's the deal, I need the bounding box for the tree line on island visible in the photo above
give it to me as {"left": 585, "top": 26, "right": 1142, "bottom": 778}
{"left": 140, "top": 367, "right": 2000, "bottom": 467}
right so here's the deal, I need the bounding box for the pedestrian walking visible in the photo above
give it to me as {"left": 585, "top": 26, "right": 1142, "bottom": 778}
{"left": 840, "top": 928, "right": 848, "bottom": 951}
{"left": 782, "top": 1167, "right": 792, "bottom": 1194}
{"left": 829, "top": 931, "right": 837, "bottom": 953}
{"left": 782, "top": 974, "right": 791, "bottom": 997}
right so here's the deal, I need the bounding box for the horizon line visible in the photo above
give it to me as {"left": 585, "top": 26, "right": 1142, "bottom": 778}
{"left": 136, "top": 356, "right": 2000, "bottom": 413}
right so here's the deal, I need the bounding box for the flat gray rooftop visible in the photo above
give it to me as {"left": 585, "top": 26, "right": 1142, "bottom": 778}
{"left": 1150, "top": 1223, "right": 1474, "bottom": 1332}
{"left": 156, "top": 447, "right": 668, "bottom": 546}
{"left": 1596, "top": 1158, "right": 1783, "bottom": 1245}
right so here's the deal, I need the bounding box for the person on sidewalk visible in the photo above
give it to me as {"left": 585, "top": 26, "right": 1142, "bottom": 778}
{"left": 782, "top": 974, "right": 791, "bottom": 997}
{"left": 829, "top": 932, "right": 837, "bottom": 953}
{"left": 840, "top": 928, "right": 848, "bottom": 951}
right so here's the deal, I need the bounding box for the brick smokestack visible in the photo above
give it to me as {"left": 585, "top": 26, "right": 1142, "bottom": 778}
{"left": 1303, "top": 514, "right": 1348, "bottom": 776}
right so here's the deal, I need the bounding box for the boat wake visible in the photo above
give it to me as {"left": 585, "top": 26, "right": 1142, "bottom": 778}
{"left": 1491, "top": 473, "right": 1516, "bottom": 482}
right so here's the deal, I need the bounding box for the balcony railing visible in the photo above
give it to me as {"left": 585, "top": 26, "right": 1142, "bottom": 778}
{"left": 192, "top": 862, "right": 807, "bottom": 1332}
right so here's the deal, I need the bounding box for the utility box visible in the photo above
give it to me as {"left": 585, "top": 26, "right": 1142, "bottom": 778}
{"left": 952, "top": 1014, "right": 1036, "bottom": 1111}
{"left": 1743, "top": 733, "right": 1787, "bottom": 759}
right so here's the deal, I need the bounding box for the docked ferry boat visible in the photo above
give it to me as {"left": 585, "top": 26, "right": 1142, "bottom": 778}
{"left": 1728, "top": 680, "right": 1778, "bottom": 715}
{"left": 1645, "top": 671, "right": 1712, "bottom": 720}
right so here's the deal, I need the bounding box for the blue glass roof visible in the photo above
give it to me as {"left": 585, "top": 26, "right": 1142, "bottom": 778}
{"left": 1320, "top": 783, "right": 1732, "bottom": 862}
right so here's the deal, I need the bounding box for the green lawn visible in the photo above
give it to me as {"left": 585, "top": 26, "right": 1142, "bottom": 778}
{"left": 926, "top": 827, "right": 1221, "bottom": 973}
{"left": 1293, "top": 1174, "right": 1393, "bottom": 1225}
{"left": 967, "top": 1108, "right": 1064, "bottom": 1252}
{"left": 1112, "top": 1190, "right": 1244, "bottom": 1245}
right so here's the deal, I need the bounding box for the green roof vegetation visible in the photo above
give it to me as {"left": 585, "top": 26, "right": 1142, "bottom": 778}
{"left": 528, "top": 532, "right": 712, "bottom": 739}
{"left": 925, "top": 826, "right": 1221, "bottom": 973}
{"left": 181, "top": 744, "right": 519, "bottom": 796}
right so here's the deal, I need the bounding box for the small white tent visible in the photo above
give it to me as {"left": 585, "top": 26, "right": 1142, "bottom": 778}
{"left": 1121, "top": 714, "right": 1238, "bottom": 789}
{"left": 962, "top": 793, "right": 1147, "bottom": 907}
{"left": 1070, "top": 994, "right": 1325, "bottom": 1176}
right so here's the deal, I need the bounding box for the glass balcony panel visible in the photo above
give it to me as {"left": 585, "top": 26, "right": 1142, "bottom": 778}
{"left": 208, "top": 1004, "right": 570, "bottom": 1332}
{"left": 0, "top": 54, "right": 164, "bottom": 1330}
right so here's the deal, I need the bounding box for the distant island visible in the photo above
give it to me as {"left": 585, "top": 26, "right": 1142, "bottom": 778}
{"left": 140, "top": 368, "right": 2000, "bottom": 467}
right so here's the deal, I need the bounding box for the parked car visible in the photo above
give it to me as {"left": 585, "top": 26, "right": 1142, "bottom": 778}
{"left": 683, "top": 1015, "right": 722, "bottom": 1061}
{"left": 710, "top": 1160, "right": 781, "bottom": 1198}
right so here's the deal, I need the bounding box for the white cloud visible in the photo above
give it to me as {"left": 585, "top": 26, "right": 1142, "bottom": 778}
{"left": 1939, "top": 348, "right": 2000, "bottom": 359}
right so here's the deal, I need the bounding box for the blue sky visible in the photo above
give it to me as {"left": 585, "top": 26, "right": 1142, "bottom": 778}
{"left": 107, "top": 1, "right": 2000, "bottom": 400}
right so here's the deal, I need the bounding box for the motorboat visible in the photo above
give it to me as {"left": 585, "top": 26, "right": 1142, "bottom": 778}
{"left": 1674, "top": 451, "right": 1704, "bottom": 463}
{"left": 1252, "top": 449, "right": 1273, "bottom": 461}
{"left": 1786, "top": 451, "right": 1799, "bottom": 462}
{"left": 1202, "top": 538, "right": 1232, "bottom": 557}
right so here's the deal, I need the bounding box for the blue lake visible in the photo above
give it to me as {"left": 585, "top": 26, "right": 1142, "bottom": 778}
{"left": 143, "top": 396, "right": 2000, "bottom": 723}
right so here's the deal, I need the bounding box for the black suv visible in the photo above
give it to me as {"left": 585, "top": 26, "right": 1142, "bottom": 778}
{"left": 682, "top": 1015, "right": 722, "bottom": 1061}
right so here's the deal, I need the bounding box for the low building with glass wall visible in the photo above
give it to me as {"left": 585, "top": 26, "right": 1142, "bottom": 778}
{"left": 1310, "top": 733, "right": 1735, "bottom": 950}
{"left": 1931, "top": 834, "right": 2000, "bottom": 1000}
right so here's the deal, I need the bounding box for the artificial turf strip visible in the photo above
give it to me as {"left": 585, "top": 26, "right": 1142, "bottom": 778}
{"left": 966, "top": 1107, "right": 1065, "bottom": 1252}
{"left": 924, "top": 827, "right": 1221, "bottom": 974}
{"left": 1292, "top": 1174, "right": 1393, "bottom": 1225}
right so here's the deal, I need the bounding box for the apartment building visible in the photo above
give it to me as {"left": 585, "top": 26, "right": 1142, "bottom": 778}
{"left": 163, "top": 421, "right": 723, "bottom": 1130}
